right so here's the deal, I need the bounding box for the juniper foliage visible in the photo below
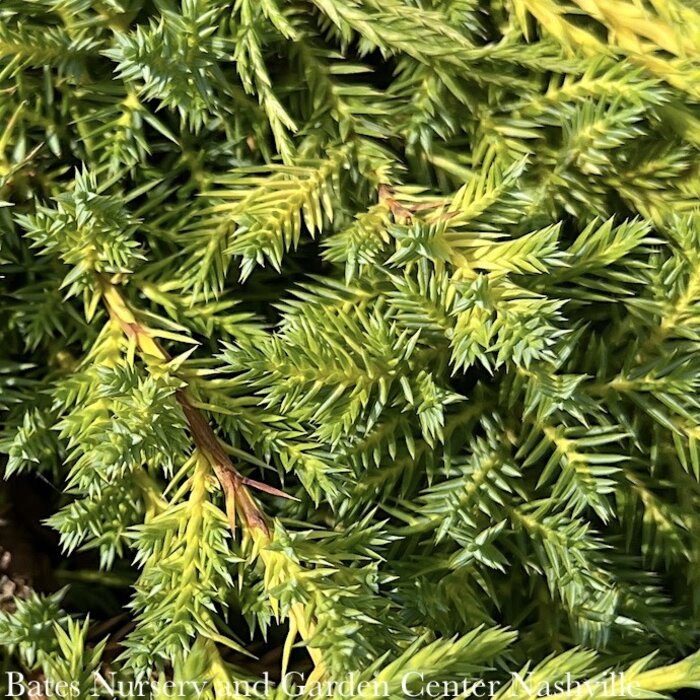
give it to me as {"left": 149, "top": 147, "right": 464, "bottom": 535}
{"left": 1, "top": 0, "right": 700, "bottom": 697}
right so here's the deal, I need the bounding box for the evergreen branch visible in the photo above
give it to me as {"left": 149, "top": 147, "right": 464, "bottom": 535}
{"left": 514, "top": 0, "right": 700, "bottom": 97}
{"left": 99, "top": 277, "right": 278, "bottom": 534}
{"left": 98, "top": 277, "right": 328, "bottom": 678}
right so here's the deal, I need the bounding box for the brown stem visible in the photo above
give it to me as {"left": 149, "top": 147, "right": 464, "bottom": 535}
{"left": 98, "top": 276, "right": 279, "bottom": 536}
{"left": 175, "top": 389, "right": 269, "bottom": 535}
